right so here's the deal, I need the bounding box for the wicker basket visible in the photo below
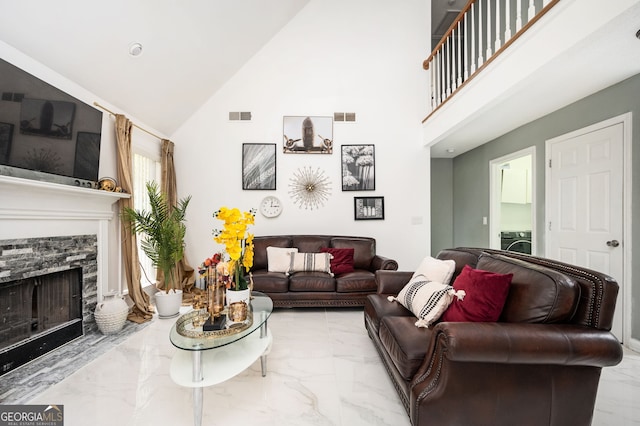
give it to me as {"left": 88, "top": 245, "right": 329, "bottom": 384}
{"left": 94, "top": 294, "right": 129, "bottom": 334}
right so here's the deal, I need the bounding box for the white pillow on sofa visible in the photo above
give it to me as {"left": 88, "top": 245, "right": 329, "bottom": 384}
{"left": 388, "top": 274, "right": 463, "bottom": 328}
{"left": 412, "top": 256, "right": 456, "bottom": 285}
{"left": 287, "top": 252, "right": 334, "bottom": 276}
{"left": 267, "top": 246, "right": 298, "bottom": 273}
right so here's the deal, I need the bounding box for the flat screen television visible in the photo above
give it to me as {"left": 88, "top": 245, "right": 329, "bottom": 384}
{"left": 0, "top": 58, "right": 103, "bottom": 187}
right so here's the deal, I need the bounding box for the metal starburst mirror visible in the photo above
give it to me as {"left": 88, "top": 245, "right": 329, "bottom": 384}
{"left": 288, "top": 166, "right": 332, "bottom": 210}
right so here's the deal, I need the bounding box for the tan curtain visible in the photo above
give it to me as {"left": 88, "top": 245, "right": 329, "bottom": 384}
{"left": 161, "top": 139, "right": 196, "bottom": 296}
{"left": 116, "top": 114, "right": 154, "bottom": 323}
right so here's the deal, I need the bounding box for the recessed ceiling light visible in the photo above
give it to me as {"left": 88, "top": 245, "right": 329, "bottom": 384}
{"left": 446, "top": 148, "right": 455, "bottom": 154}
{"left": 129, "top": 42, "right": 143, "bottom": 57}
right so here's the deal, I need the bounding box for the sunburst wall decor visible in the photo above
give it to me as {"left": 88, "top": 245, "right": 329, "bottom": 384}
{"left": 288, "top": 166, "right": 332, "bottom": 210}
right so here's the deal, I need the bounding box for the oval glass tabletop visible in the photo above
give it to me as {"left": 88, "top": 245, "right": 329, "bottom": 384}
{"left": 169, "top": 291, "right": 273, "bottom": 351}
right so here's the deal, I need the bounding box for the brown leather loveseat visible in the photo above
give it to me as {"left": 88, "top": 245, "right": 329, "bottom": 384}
{"left": 364, "top": 247, "right": 623, "bottom": 426}
{"left": 248, "top": 235, "right": 398, "bottom": 308}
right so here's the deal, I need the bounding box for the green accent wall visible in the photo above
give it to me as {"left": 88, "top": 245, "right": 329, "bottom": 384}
{"left": 430, "top": 158, "right": 453, "bottom": 255}
{"left": 440, "top": 72, "right": 640, "bottom": 340}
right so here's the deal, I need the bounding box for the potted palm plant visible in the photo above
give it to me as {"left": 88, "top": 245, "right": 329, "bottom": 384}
{"left": 122, "top": 181, "right": 192, "bottom": 318}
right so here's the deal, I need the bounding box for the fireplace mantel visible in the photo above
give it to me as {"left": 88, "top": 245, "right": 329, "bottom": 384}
{"left": 0, "top": 175, "right": 130, "bottom": 301}
{"left": 0, "top": 175, "right": 129, "bottom": 220}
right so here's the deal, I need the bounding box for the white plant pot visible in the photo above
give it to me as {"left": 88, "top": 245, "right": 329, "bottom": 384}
{"left": 155, "top": 289, "right": 183, "bottom": 318}
{"left": 226, "top": 288, "right": 250, "bottom": 306}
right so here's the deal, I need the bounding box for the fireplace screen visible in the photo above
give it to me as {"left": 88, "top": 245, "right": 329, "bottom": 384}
{"left": 0, "top": 268, "right": 82, "bottom": 371}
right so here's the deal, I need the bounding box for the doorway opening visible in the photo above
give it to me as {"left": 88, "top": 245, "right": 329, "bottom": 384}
{"left": 489, "top": 147, "right": 536, "bottom": 255}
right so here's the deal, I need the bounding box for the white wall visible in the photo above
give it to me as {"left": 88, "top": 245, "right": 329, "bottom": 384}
{"left": 172, "top": 0, "right": 431, "bottom": 270}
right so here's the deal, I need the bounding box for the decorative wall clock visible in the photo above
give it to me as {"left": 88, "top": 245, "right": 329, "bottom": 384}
{"left": 288, "top": 166, "right": 332, "bottom": 210}
{"left": 259, "top": 195, "right": 283, "bottom": 218}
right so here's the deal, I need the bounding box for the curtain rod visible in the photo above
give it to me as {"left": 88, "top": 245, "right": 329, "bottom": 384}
{"left": 93, "top": 101, "right": 165, "bottom": 141}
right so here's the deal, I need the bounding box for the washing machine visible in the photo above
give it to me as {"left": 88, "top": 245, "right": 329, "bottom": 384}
{"left": 500, "top": 231, "right": 532, "bottom": 254}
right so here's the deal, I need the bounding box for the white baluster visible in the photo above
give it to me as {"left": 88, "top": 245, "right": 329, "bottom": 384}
{"left": 495, "top": 0, "right": 502, "bottom": 51}
{"left": 478, "top": 0, "right": 484, "bottom": 67}
{"left": 457, "top": 21, "right": 462, "bottom": 87}
{"left": 516, "top": 0, "right": 523, "bottom": 31}
{"left": 430, "top": 57, "right": 436, "bottom": 109}
{"left": 436, "top": 51, "right": 442, "bottom": 105}
{"left": 543, "top": 0, "right": 551, "bottom": 6}
{"left": 528, "top": 0, "right": 535, "bottom": 22}
{"left": 486, "top": 0, "right": 493, "bottom": 58}
{"left": 505, "top": 0, "right": 512, "bottom": 41}
{"left": 470, "top": 4, "right": 476, "bottom": 73}
{"left": 440, "top": 47, "right": 445, "bottom": 103}
{"left": 451, "top": 28, "right": 457, "bottom": 91}
{"left": 464, "top": 10, "right": 470, "bottom": 80}
{"left": 446, "top": 38, "right": 451, "bottom": 97}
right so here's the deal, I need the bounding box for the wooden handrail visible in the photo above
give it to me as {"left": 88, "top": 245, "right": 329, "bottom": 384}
{"left": 422, "top": 0, "right": 561, "bottom": 123}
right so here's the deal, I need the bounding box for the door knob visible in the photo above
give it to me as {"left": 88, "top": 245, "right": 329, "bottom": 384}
{"left": 606, "top": 240, "right": 620, "bottom": 247}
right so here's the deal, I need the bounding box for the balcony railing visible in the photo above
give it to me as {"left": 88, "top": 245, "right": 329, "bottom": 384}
{"left": 423, "top": 0, "right": 560, "bottom": 122}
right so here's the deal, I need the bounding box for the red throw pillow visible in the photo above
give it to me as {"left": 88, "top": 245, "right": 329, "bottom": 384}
{"left": 320, "top": 247, "right": 355, "bottom": 275}
{"left": 441, "top": 264, "right": 513, "bottom": 322}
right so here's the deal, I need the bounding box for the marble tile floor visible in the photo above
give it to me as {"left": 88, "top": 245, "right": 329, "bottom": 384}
{"left": 1, "top": 308, "right": 639, "bottom": 426}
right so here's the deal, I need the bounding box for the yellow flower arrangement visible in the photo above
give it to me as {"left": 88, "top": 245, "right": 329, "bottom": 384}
{"left": 213, "top": 207, "right": 256, "bottom": 291}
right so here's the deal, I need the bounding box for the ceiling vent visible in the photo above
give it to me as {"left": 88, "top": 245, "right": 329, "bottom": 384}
{"left": 334, "top": 112, "right": 356, "bottom": 122}
{"left": 229, "top": 111, "right": 252, "bottom": 121}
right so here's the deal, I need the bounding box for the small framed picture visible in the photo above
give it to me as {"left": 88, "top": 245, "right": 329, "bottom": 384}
{"left": 283, "top": 116, "right": 333, "bottom": 154}
{"left": 354, "top": 196, "right": 384, "bottom": 220}
{"left": 341, "top": 144, "right": 375, "bottom": 191}
{"left": 242, "top": 143, "right": 277, "bottom": 190}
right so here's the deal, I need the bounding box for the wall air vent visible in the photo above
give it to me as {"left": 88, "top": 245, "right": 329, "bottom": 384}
{"left": 334, "top": 112, "right": 356, "bottom": 122}
{"left": 229, "top": 111, "right": 252, "bottom": 121}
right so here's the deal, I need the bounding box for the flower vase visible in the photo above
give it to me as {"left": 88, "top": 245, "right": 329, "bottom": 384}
{"left": 94, "top": 293, "right": 129, "bottom": 334}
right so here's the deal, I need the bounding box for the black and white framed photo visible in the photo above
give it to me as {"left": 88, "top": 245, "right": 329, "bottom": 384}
{"left": 341, "top": 144, "right": 375, "bottom": 191}
{"left": 0, "top": 122, "right": 14, "bottom": 163}
{"left": 242, "top": 143, "right": 277, "bottom": 190}
{"left": 283, "top": 116, "right": 333, "bottom": 154}
{"left": 354, "top": 196, "right": 384, "bottom": 220}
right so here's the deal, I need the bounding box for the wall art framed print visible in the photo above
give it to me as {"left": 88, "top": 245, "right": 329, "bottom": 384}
{"left": 242, "top": 143, "right": 277, "bottom": 190}
{"left": 341, "top": 144, "right": 375, "bottom": 191}
{"left": 283, "top": 116, "right": 333, "bottom": 154}
{"left": 354, "top": 196, "right": 384, "bottom": 220}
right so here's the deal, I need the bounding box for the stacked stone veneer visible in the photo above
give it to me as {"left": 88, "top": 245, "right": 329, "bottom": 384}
{"left": 0, "top": 235, "right": 99, "bottom": 332}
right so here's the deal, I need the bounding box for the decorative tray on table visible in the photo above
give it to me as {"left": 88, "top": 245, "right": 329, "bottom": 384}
{"left": 175, "top": 309, "right": 253, "bottom": 339}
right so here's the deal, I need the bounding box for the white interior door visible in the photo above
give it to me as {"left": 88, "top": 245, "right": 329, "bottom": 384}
{"left": 546, "top": 121, "right": 624, "bottom": 340}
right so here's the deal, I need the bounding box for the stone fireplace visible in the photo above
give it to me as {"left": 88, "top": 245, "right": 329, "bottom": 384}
{"left": 0, "top": 235, "right": 98, "bottom": 375}
{"left": 0, "top": 175, "right": 127, "bottom": 375}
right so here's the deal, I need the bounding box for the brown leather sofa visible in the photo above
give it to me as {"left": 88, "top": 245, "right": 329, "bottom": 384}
{"left": 248, "top": 235, "right": 398, "bottom": 308}
{"left": 364, "top": 247, "right": 623, "bottom": 426}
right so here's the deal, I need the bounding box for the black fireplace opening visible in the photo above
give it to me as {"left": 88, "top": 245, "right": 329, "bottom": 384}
{"left": 0, "top": 267, "right": 83, "bottom": 376}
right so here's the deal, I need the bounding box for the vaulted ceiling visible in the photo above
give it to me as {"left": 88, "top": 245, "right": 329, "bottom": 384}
{"left": 0, "top": 0, "right": 311, "bottom": 136}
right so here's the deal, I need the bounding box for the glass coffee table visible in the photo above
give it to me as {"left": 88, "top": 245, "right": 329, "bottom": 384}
{"left": 169, "top": 291, "right": 273, "bottom": 426}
